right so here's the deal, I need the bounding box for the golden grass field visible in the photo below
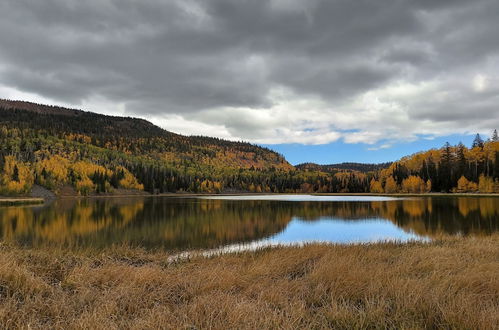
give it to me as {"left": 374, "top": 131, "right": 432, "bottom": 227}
{"left": 0, "top": 235, "right": 498, "bottom": 329}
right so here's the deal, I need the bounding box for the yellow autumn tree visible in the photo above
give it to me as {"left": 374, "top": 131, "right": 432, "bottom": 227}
{"left": 34, "top": 155, "right": 70, "bottom": 189}
{"left": 456, "top": 176, "right": 478, "bottom": 193}
{"left": 370, "top": 179, "right": 384, "bottom": 193}
{"left": 71, "top": 161, "right": 110, "bottom": 195}
{"left": 117, "top": 166, "right": 144, "bottom": 191}
{"left": 0, "top": 156, "right": 34, "bottom": 195}
{"left": 75, "top": 176, "right": 94, "bottom": 195}
{"left": 425, "top": 180, "right": 432, "bottom": 193}
{"left": 401, "top": 175, "right": 426, "bottom": 193}
{"left": 384, "top": 176, "right": 398, "bottom": 193}
{"left": 213, "top": 181, "right": 223, "bottom": 193}
{"left": 478, "top": 175, "right": 494, "bottom": 193}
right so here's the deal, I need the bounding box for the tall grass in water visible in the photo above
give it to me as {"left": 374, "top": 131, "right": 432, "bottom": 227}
{"left": 0, "top": 235, "right": 497, "bottom": 329}
{"left": 0, "top": 198, "right": 44, "bottom": 206}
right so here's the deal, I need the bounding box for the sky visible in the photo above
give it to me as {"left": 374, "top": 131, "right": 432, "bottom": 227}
{"left": 0, "top": 0, "right": 498, "bottom": 164}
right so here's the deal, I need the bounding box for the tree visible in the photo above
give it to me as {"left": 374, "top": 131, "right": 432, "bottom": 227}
{"left": 472, "top": 133, "right": 484, "bottom": 149}
{"left": 384, "top": 176, "right": 398, "bottom": 193}
{"left": 456, "top": 176, "right": 477, "bottom": 193}
{"left": 478, "top": 175, "right": 494, "bottom": 193}
{"left": 456, "top": 142, "right": 467, "bottom": 179}
{"left": 370, "top": 179, "right": 383, "bottom": 193}
{"left": 492, "top": 129, "right": 499, "bottom": 142}
{"left": 12, "top": 165, "right": 20, "bottom": 182}
{"left": 438, "top": 142, "right": 453, "bottom": 192}
{"left": 425, "top": 179, "right": 432, "bottom": 192}
{"left": 494, "top": 152, "right": 499, "bottom": 180}
{"left": 401, "top": 175, "right": 426, "bottom": 193}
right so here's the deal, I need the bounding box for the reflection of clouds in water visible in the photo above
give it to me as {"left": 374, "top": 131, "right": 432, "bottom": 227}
{"left": 268, "top": 218, "right": 426, "bottom": 244}
{"left": 199, "top": 195, "right": 409, "bottom": 202}
{"left": 168, "top": 219, "right": 428, "bottom": 261}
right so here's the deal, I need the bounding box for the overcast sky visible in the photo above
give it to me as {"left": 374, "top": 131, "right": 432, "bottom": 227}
{"left": 1, "top": 0, "right": 498, "bottom": 151}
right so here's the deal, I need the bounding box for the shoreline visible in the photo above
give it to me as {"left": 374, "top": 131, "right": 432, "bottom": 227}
{"left": 43, "top": 191, "right": 499, "bottom": 199}
{"left": 2, "top": 191, "right": 498, "bottom": 204}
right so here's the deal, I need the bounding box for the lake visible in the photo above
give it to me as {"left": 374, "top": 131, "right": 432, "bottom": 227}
{"left": 0, "top": 195, "right": 498, "bottom": 250}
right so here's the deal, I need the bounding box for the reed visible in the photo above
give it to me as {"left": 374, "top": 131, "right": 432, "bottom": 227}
{"left": 0, "top": 198, "right": 44, "bottom": 206}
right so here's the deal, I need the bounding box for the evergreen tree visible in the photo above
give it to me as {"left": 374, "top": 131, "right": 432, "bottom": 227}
{"left": 456, "top": 142, "right": 467, "bottom": 179}
{"left": 12, "top": 165, "right": 20, "bottom": 182}
{"left": 438, "top": 142, "right": 453, "bottom": 192}
{"left": 494, "top": 152, "right": 499, "bottom": 180}
{"left": 492, "top": 129, "right": 499, "bottom": 142}
{"left": 472, "top": 133, "right": 484, "bottom": 149}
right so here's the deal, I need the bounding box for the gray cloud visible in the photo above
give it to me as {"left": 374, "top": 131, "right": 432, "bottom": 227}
{"left": 0, "top": 0, "right": 498, "bottom": 144}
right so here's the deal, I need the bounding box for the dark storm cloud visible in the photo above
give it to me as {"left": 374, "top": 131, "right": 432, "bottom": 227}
{"left": 0, "top": 0, "right": 498, "bottom": 143}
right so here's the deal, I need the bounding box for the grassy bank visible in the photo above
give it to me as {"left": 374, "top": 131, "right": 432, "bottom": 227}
{"left": 0, "top": 236, "right": 498, "bottom": 329}
{"left": 0, "top": 198, "right": 44, "bottom": 206}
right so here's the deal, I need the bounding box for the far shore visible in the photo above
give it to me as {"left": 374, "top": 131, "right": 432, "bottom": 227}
{"left": 1, "top": 191, "right": 498, "bottom": 205}
{"left": 56, "top": 191, "right": 499, "bottom": 199}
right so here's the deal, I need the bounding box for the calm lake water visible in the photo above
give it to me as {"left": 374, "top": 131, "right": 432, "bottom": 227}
{"left": 0, "top": 195, "right": 498, "bottom": 250}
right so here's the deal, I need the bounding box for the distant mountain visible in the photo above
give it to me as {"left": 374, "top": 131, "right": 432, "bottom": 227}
{"left": 296, "top": 162, "right": 392, "bottom": 173}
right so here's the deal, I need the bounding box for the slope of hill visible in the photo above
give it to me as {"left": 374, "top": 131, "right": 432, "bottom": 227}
{"left": 0, "top": 99, "right": 291, "bottom": 171}
{"left": 0, "top": 99, "right": 305, "bottom": 196}
{"left": 296, "top": 162, "right": 392, "bottom": 173}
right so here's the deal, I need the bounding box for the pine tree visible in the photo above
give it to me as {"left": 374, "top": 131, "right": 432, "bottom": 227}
{"left": 472, "top": 133, "right": 484, "bottom": 149}
{"left": 12, "top": 165, "right": 20, "bottom": 182}
{"left": 456, "top": 142, "right": 467, "bottom": 179}
{"left": 494, "top": 152, "right": 499, "bottom": 180}
{"left": 492, "top": 129, "right": 499, "bottom": 142}
{"left": 438, "top": 142, "right": 453, "bottom": 192}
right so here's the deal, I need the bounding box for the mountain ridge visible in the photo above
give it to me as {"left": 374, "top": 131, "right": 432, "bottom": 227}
{"left": 0, "top": 99, "right": 291, "bottom": 171}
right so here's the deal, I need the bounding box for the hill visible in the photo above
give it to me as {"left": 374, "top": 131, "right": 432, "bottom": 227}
{"left": 0, "top": 99, "right": 291, "bottom": 170}
{"left": 1, "top": 99, "right": 498, "bottom": 195}
{"left": 0, "top": 99, "right": 306, "bottom": 195}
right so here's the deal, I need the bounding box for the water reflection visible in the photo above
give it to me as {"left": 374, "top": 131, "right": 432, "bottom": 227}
{"left": 0, "top": 196, "right": 497, "bottom": 249}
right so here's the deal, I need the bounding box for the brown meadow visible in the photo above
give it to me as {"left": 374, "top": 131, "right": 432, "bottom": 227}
{"left": 0, "top": 234, "right": 498, "bottom": 329}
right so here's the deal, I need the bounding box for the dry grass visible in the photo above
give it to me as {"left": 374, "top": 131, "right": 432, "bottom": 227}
{"left": 0, "top": 236, "right": 498, "bottom": 329}
{"left": 0, "top": 198, "right": 44, "bottom": 206}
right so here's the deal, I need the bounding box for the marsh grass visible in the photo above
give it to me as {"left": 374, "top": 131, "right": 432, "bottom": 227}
{"left": 0, "top": 236, "right": 498, "bottom": 329}
{"left": 0, "top": 198, "right": 44, "bottom": 206}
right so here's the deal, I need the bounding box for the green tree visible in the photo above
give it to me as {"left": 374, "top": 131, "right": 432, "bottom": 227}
{"left": 472, "top": 133, "right": 484, "bottom": 149}
{"left": 12, "top": 165, "right": 20, "bottom": 182}
{"left": 492, "top": 129, "right": 498, "bottom": 142}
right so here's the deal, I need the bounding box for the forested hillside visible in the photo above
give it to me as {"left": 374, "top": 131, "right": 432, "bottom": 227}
{"left": 0, "top": 99, "right": 498, "bottom": 195}
{"left": 297, "top": 162, "right": 392, "bottom": 173}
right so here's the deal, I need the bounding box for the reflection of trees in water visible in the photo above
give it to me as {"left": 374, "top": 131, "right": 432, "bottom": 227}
{"left": 290, "top": 201, "right": 379, "bottom": 221}
{"left": 0, "top": 197, "right": 497, "bottom": 248}
{"left": 124, "top": 199, "right": 292, "bottom": 248}
{"left": 371, "top": 198, "right": 499, "bottom": 237}
{"left": 0, "top": 198, "right": 144, "bottom": 245}
{"left": 0, "top": 198, "right": 293, "bottom": 249}
{"left": 287, "top": 199, "right": 498, "bottom": 237}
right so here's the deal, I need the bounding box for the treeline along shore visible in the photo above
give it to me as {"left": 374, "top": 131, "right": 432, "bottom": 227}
{"left": 1, "top": 99, "right": 499, "bottom": 197}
